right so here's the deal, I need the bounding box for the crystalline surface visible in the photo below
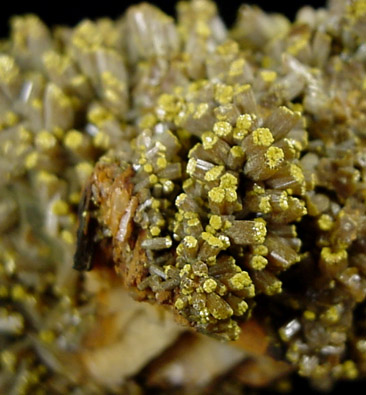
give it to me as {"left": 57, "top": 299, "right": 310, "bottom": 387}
{"left": 2, "top": 0, "right": 366, "bottom": 393}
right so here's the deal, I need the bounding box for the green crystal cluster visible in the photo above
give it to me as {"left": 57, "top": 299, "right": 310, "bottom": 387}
{"left": 87, "top": 3, "right": 310, "bottom": 342}
{"left": 1, "top": 0, "right": 366, "bottom": 393}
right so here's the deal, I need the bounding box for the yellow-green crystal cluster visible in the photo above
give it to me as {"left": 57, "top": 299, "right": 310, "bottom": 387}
{"left": 2, "top": 0, "right": 366, "bottom": 393}
{"left": 95, "top": 7, "right": 310, "bottom": 341}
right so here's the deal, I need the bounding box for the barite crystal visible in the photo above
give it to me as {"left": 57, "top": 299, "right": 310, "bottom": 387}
{"left": 2, "top": 0, "right": 366, "bottom": 393}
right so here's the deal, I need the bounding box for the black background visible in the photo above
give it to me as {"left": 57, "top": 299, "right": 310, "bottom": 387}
{"left": 0, "top": 0, "right": 364, "bottom": 394}
{"left": 0, "top": 0, "right": 326, "bottom": 38}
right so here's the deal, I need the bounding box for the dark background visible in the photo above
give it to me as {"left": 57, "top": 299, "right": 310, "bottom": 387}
{"left": 0, "top": 0, "right": 327, "bottom": 38}
{"left": 0, "top": 0, "right": 363, "bottom": 394}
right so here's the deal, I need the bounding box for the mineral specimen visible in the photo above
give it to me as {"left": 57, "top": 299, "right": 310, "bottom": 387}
{"left": 1, "top": 0, "right": 366, "bottom": 393}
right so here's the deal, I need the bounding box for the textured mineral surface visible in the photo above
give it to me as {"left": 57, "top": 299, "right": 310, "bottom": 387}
{"left": 1, "top": 0, "right": 366, "bottom": 393}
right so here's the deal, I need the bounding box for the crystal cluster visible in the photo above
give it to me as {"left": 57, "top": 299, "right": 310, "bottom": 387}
{"left": 87, "top": 4, "right": 310, "bottom": 341}
{"left": 1, "top": 0, "right": 366, "bottom": 393}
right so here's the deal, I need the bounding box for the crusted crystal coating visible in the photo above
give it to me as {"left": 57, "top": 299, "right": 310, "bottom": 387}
{"left": 2, "top": 0, "right": 366, "bottom": 393}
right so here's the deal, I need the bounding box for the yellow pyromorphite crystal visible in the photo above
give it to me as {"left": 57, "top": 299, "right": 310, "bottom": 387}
{"left": 290, "top": 164, "right": 305, "bottom": 184}
{"left": 229, "top": 58, "right": 246, "bottom": 77}
{"left": 183, "top": 235, "right": 198, "bottom": 249}
{"left": 258, "top": 196, "right": 271, "bottom": 213}
{"left": 213, "top": 121, "right": 232, "bottom": 138}
{"left": 226, "top": 188, "right": 238, "bottom": 203}
{"left": 229, "top": 272, "right": 252, "bottom": 290}
{"left": 229, "top": 145, "right": 244, "bottom": 158}
{"left": 202, "top": 131, "right": 218, "bottom": 150}
{"left": 250, "top": 255, "right": 268, "bottom": 270}
{"left": 93, "top": 132, "right": 110, "bottom": 150}
{"left": 143, "top": 163, "right": 153, "bottom": 173}
{"left": 342, "top": 360, "right": 358, "bottom": 380}
{"left": 51, "top": 200, "right": 69, "bottom": 216}
{"left": 35, "top": 131, "right": 57, "bottom": 151}
{"left": 236, "top": 113, "right": 253, "bottom": 130}
{"left": 75, "top": 162, "right": 94, "bottom": 180}
{"left": 209, "top": 215, "right": 222, "bottom": 230}
{"left": 174, "top": 298, "right": 185, "bottom": 310}
{"left": 266, "top": 280, "right": 282, "bottom": 295}
{"left": 150, "top": 226, "right": 161, "bottom": 236}
{"left": 193, "top": 103, "right": 210, "bottom": 119}
{"left": 220, "top": 173, "right": 238, "bottom": 188}
{"left": 318, "top": 214, "right": 334, "bottom": 231}
{"left": 202, "top": 232, "right": 224, "bottom": 249}
{"left": 61, "top": 230, "right": 74, "bottom": 244}
{"left": 303, "top": 310, "right": 316, "bottom": 321}
{"left": 203, "top": 278, "right": 217, "bottom": 293}
{"left": 64, "top": 130, "right": 84, "bottom": 150}
{"left": 253, "top": 220, "right": 267, "bottom": 244}
{"left": 39, "top": 330, "right": 56, "bottom": 344}
{"left": 214, "top": 83, "right": 233, "bottom": 104}
{"left": 320, "top": 247, "right": 348, "bottom": 264}
{"left": 265, "top": 146, "right": 284, "bottom": 168}
{"left": 322, "top": 306, "right": 340, "bottom": 324}
{"left": 208, "top": 187, "right": 225, "bottom": 203}
{"left": 0, "top": 55, "right": 19, "bottom": 83}
{"left": 347, "top": 0, "right": 366, "bottom": 20}
{"left": 260, "top": 70, "right": 277, "bottom": 82}
{"left": 252, "top": 128, "right": 274, "bottom": 146}
{"left": 204, "top": 165, "right": 224, "bottom": 182}
{"left": 24, "top": 152, "right": 39, "bottom": 169}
